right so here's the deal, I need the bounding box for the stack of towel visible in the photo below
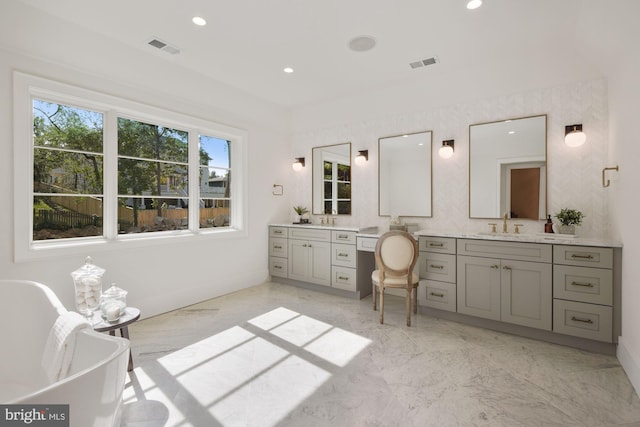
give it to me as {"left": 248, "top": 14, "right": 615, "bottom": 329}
{"left": 41, "top": 311, "right": 91, "bottom": 382}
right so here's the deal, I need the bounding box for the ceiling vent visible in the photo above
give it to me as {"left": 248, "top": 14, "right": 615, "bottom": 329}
{"left": 147, "top": 37, "right": 180, "bottom": 55}
{"left": 409, "top": 56, "right": 438, "bottom": 69}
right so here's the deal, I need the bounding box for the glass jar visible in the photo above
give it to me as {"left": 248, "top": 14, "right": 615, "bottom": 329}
{"left": 100, "top": 285, "right": 128, "bottom": 322}
{"left": 71, "top": 256, "right": 105, "bottom": 317}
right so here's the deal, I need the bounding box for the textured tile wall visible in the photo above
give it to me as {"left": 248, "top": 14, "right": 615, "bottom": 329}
{"left": 292, "top": 79, "right": 609, "bottom": 239}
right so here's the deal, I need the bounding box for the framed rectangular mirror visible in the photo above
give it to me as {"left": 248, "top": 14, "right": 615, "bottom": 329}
{"left": 312, "top": 142, "right": 351, "bottom": 215}
{"left": 469, "top": 114, "right": 547, "bottom": 219}
{"left": 379, "top": 131, "right": 432, "bottom": 217}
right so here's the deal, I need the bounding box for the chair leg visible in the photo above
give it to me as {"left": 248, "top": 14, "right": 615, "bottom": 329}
{"left": 372, "top": 282, "right": 377, "bottom": 311}
{"left": 413, "top": 285, "right": 418, "bottom": 314}
{"left": 379, "top": 287, "right": 384, "bottom": 324}
{"left": 406, "top": 289, "right": 411, "bottom": 326}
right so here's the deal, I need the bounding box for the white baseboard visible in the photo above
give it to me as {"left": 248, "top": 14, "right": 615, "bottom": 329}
{"left": 617, "top": 336, "right": 640, "bottom": 397}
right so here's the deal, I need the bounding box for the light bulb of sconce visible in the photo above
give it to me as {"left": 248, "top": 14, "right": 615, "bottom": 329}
{"left": 439, "top": 145, "right": 454, "bottom": 159}
{"left": 564, "top": 126, "right": 586, "bottom": 147}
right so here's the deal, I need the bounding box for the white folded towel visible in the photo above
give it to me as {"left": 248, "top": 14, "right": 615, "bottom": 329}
{"left": 41, "top": 311, "right": 91, "bottom": 383}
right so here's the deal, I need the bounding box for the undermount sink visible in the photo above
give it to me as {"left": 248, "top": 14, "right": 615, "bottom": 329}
{"left": 473, "top": 232, "right": 578, "bottom": 240}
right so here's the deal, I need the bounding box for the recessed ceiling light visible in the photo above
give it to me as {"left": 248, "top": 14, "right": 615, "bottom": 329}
{"left": 467, "top": 0, "right": 483, "bottom": 10}
{"left": 192, "top": 16, "right": 207, "bottom": 26}
{"left": 283, "top": 67, "right": 294, "bottom": 74}
{"left": 348, "top": 35, "right": 376, "bottom": 52}
{"left": 508, "top": 131, "right": 516, "bottom": 134}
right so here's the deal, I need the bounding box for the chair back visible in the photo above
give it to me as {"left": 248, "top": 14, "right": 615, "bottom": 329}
{"left": 374, "top": 231, "right": 418, "bottom": 277}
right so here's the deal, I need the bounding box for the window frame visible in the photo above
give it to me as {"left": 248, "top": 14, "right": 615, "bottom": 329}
{"left": 14, "top": 72, "right": 248, "bottom": 262}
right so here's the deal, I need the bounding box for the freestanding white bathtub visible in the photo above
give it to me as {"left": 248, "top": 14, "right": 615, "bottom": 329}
{"left": 0, "top": 280, "right": 130, "bottom": 427}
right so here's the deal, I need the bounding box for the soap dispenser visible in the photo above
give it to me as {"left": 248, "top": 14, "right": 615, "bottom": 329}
{"left": 544, "top": 215, "right": 554, "bottom": 233}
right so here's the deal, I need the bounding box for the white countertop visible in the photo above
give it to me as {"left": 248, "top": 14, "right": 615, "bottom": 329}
{"left": 413, "top": 230, "right": 622, "bottom": 248}
{"left": 270, "top": 223, "right": 379, "bottom": 233}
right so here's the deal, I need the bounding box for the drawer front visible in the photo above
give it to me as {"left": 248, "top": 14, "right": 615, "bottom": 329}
{"left": 288, "top": 227, "right": 331, "bottom": 242}
{"left": 419, "top": 236, "right": 456, "bottom": 254}
{"left": 332, "top": 243, "right": 357, "bottom": 268}
{"left": 270, "top": 226, "right": 288, "bottom": 238}
{"left": 553, "top": 245, "right": 613, "bottom": 269}
{"left": 420, "top": 279, "right": 456, "bottom": 312}
{"left": 332, "top": 230, "right": 357, "bottom": 244}
{"left": 553, "top": 299, "right": 613, "bottom": 342}
{"left": 332, "top": 266, "right": 357, "bottom": 291}
{"left": 269, "top": 237, "right": 288, "bottom": 258}
{"left": 357, "top": 236, "right": 378, "bottom": 253}
{"left": 553, "top": 265, "right": 613, "bottom": 305}
{"left": 418, "top": 253, "right": 456, "bottom": 283}
{"left": 458, "top": 239, "right": 552, "bottom": 263}
{"left": 269, "top": 257, "right": 288, "bottom": 278}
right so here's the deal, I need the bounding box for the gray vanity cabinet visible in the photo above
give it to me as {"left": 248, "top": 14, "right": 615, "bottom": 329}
{"left": 457, "top": 239, "right": 552, "bottom": 330}
{"left": 269, "top": 226, "right": 288, "bottom": 278}
{"left": 287, "top": 228, "right": 331, "bottom": 286}
{"left": 418, "top": 236, "right": 457, "bottom": 312}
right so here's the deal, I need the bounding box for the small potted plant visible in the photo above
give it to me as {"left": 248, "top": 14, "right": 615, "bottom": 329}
{"left": 554, "top": 208, "right": 585, "bottom": 235}
{"left": 293, "top": 206, "right": 309, "bottom": 224}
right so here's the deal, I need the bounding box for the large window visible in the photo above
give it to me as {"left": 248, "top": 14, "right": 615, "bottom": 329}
{"left": 14, "top": 73, "right": 246, "bottom": 259}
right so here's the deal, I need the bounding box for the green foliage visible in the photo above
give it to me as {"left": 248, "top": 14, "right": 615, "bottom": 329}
{"left": 555, "top": 208, "right": 585, "bottom": 226}
{"left": 293, "top": 206, "right": 309, "bottom": 215}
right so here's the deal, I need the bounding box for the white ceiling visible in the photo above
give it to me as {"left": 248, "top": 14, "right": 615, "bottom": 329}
{"left": 16, "top": 0, "right": 586, "bottom": 108}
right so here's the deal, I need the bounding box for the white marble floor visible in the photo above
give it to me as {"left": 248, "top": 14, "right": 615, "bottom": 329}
{"left": 120, "top": 282, "right": 640, "bottom": 427}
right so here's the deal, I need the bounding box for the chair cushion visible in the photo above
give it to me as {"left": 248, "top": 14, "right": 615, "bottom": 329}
{"left": 371, "top": 270, "right": 419, "bottom": 287}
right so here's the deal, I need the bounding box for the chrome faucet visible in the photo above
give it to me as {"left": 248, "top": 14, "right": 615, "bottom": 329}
{"left": 502, "top": 213, "right": 509, "bottom": 233}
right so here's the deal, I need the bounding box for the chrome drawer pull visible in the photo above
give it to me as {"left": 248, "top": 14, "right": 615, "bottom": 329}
{"left": 429, "top": 292, "right": 445, "bottom": 298}
{"left": 338, "top": 234, "right": 349, "bottom": 239}
{"left": 338, "top": 253, "right": 349, "bottom": 257}
{"left": 503, "top": 266, "right": 511, "bottom": 270}
{"left": 491, "top": 265, "right": 499, "bottom": 269}
{"left": 571, "top": 254, "right": 594, "bottom": 260}
{"left": 571, "top": 316, "right": 593, "bottom": 324}
{"left": 274, "top": 245, "right": 282, "bottom": 249}
{"left": 429, "top": 242, "right": 444, "bottom": 247}
{"left": 571, "top": 281, "right": 594, "bottom": 288}
{"left": 274, "top": 265, "right": 282, "bottom": 269}
{"left": 338, "top": 275, "right": 349, "bottom": 281}
{"left": 429, "top": 264, "right": 444, "bottom": 269}
{"left": 274, "top": 230, "right": 283, "bottom": 234}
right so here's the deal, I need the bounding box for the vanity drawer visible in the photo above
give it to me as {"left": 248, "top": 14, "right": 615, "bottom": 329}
{"left": 357, "top": 236, "right": 378, "bottom": 253}
{"left": 269, "top": 257, "right": 288, "bottom": 278}
{"left": 332, "top": 266, "right": 357, "bottom": 291}
{"left": 418, "top": 253, "right": 456, "bottom": 283}
{"left": 332, "top": 230, "right": 357, "bottom": 244}
{"left": 457, "top": 239, "right": 552, "bottom": 263}
{"left": 270, "top": 226, "right": 288, "bottom": 238}
{"left": 419, "top": 236, "right": 456, "bottom": 254}
{"left": 553, "top": 299, "right": 612, "bottom": 342}
{"left": 288, "top": 227, "right": 331, "bottom": 241}
{"left": 420, "top": 279, "right": 456, "bottom": 312}
{"left": 553, "top": 265, "right": 612, "bottom": 306}
{"left": 332, "top": 243, "right": 357, "bottom": 268}
{"left": 553, "top": 245, "right": 613, "bottom": 269}
{"left": 269, "top": 237, "right": 288, "bottom": 258}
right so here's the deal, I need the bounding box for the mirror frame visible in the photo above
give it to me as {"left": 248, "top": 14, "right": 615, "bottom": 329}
{"left": 468, "top": 114, "right": 547, "bottom": 220}
{"left": 378, "top": 131, "right": 433, "bottom": 218}
{"left": 312, "top": 142, "right": 352, "bottom": 215}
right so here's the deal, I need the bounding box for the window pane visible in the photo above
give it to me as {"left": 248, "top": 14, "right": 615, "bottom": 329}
{"left": 323, "top": 161, "right": 332, "bottom": 180}
{"left": 200, "top": 199, "right": 230, "bottom": 229}
{"left": 200, "top": 167, "right": 230, "bottom": 198}
{"left": 200, "top": 135, "right": 230, "bottom": 168}
{"left": 118, "top": 159, "right": 188, "bottom": 196}
{"left": 337, "top": 182, "right": 351, "bottom": 199}
{"left": 34, "top": 148, "right": 103, "bottom": 194}
{"left": 323, "top": 201, "right": 332, "bottom": 215}
{"left": 118, "top": 197, "right": 188, "bottom": 233}
{"left": 33, "top": 196, "right": 103, "bottom": 240}
{"left": 337, "top": 201, "right": 351, "bottom": 215}
{"left": 323, "top": 181, "right": 332, "bottom": 198}
{"left": 118, "top": 118, "right": 188, "bottom": 163}
{"left": 33, "top": 100, "right": 103, "bottom": 152}
{"left": 337, "top": 164, "right": 351, "bottom": 181}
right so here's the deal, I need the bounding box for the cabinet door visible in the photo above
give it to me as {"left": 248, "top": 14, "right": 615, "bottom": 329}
{"left": 308, "top": 240, "right": 331, "bottom": 286}
{"left": 288, "top": 239, "right": 310, "bottom": 282}
{"left": 457, "top": 256, "right": 501, "bottom": 320}
{"left": 500, "top": 260, "right": 552, "bottom": 331}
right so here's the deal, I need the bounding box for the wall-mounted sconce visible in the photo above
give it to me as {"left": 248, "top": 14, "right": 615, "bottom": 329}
{"left": 292, "top": 157, "right": 305, "bottom": 171}
{"left": 439, "top": 140, "right": 455, "bottom": 159}
{"left": 354, "top": 150, "right": 369, "bottom": 166}
{"left": 467, "top": 0, "right": 483, "bottom": 10}
{"left": 565, "top": 124, "right": 586, "bottom": 147}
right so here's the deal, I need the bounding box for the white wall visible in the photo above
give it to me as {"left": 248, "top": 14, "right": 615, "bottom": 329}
{"left": 0, "top": 3, "right": 292, "bottom": 318}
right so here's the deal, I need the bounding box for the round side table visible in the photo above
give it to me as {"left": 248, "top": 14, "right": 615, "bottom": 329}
{"left": 93, "top": 307, "right": 140, "bottom": 371}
